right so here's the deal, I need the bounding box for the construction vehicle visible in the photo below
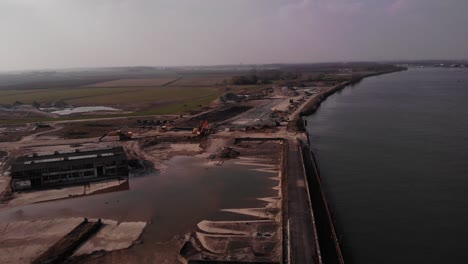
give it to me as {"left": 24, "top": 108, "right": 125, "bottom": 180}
{"left": 99, "top": 130, "right": 133, "bottom": 142}
{"left": 192, "top": 121, "right": 211, "bottom": 136}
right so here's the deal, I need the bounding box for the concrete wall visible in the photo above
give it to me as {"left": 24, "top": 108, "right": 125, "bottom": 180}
{"left": 299, "top": 140, "right": 345, "bottom": 264}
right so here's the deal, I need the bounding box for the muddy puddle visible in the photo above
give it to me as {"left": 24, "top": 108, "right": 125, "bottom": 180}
{"left": 0, "top": 156, "right": 278, "bottom": 250}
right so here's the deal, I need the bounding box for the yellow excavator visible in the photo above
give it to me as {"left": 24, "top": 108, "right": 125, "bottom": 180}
{"left": 99, "top": 130, "right": 133, "bottom": 142}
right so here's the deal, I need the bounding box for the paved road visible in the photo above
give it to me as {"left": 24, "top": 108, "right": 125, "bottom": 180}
{"left": 287, "top": 139, "right": 321, "bottom": 264}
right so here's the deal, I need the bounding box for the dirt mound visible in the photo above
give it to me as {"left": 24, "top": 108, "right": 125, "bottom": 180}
{"left": 12, "top": 101, "right": 25, "bottom": 107}
{"left": 271, "top": 86, "right": 299, "bottom": 97}
{"left": 182, "top": 106, "right": 252, "bottom": 127}
{"left": 209, "top": 147, "right": 240, "bottom": 160}
{"left": 209, "top": 96, "right": 224, "bottom": 108}
{"left": 0, "top": 105, "right": 58, "bottom": 119}
{"left": 51, "top": 100, "right": 70, "bottom": 108}
{"left": 220, "top": 93, "right": 247, "bottom": 103}
{"left": 218, "top": 147, "right": 240, "bottom": 159}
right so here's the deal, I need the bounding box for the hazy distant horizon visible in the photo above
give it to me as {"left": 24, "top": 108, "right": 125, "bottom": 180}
{"left": 1, "top": 0, "right": 468, "bottom": 71}
{"left": 2, "top": 58, "right": 468, "bottom": 74}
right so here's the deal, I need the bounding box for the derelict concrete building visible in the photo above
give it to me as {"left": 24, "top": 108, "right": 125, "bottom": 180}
{"left": 10, "top": 147, "right": 129, "bottom": 191}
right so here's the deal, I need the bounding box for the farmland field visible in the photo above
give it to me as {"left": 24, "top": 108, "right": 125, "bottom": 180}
{"left": 0, "top": 82, "right": 271, "bottom": 125}
{"left": 83, "top": 77, "right": 180, "bottom": 87}
{"left": 166, "top": 76, "right": 231, "bottom": 86}
{"left": 0, "top": 86, "right": 223, "bottom": 108}
{"left": 0, "top": 71, "right": 274, "bottom": 125}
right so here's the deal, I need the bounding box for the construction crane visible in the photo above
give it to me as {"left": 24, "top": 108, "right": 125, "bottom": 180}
{"left": 99, "top": 130, "right": 133, "bottom": 142}
{"left": 192, "top": 121, "right": 211, "bottom": 136}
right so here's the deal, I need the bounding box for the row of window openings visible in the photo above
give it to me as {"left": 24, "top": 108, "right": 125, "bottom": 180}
{"left": 20, "top": 165, "right": 122, "bottom": 176}
{"left": 42, "top": 168, "right": 119, "bottom": 181}
{"left": 44, "top": 171, "right": 95, "bottom": 181}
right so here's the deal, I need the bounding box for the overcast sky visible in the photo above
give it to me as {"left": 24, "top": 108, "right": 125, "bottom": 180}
{"left": 1, "top": 0, "right": 467, "bottom": 71}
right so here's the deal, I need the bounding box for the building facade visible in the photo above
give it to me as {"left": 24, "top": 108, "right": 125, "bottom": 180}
{"left": 10, "top": 147, "right": 129, "bottom": 191}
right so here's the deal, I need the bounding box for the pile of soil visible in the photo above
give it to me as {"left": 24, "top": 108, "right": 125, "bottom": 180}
{"left": 209, "top": 147, "right": 240, "bottom": 160}
{"left": 183, "top": 106, "right": 252, "bottom": 127}
{"left": 220, "top": 93, "right": 246, "bottom": 103}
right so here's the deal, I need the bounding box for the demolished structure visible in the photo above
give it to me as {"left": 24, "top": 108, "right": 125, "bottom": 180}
{"left": 10, "top": 147, "right": 128, "bottom": 191}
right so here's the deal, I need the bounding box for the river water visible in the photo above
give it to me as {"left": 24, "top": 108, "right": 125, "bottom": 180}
{"left": 306, "top": 68, "right": 468, "bottom": 264}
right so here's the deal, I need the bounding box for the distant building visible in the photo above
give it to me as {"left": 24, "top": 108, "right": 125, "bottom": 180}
{"left": 10, "top": 147, "right": 129, "bottom": 191}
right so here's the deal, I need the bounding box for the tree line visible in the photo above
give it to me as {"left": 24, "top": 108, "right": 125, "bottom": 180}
{"left": 229, "top": 70, "right": 301, "bottom": 85}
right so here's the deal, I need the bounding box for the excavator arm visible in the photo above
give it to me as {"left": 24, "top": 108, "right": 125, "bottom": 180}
{"left": 99, "top": 132, "right": 111, "bottom": 142}
{"left": 99, "top": 130, "right": 132, "bottom": 142}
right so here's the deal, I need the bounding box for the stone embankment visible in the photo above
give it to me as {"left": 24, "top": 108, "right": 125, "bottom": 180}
{"left": 291, "top": 68, "right": 407, "bottom": 132}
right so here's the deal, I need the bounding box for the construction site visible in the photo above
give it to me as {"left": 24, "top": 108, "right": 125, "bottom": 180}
{"left": 0, "top": 65, "right": 404, "bottom": 264}
{"left": 10, "top": 147, "right": 128, "bottom": 191}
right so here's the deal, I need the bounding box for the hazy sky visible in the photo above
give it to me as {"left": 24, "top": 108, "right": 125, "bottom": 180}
{"left": 1, "top": 0, "right": 467, "bottom": 71}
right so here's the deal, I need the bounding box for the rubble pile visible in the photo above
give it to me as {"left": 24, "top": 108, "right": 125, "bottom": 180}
{"left": 209, "top": 147, "right": 240, "bottom": 160}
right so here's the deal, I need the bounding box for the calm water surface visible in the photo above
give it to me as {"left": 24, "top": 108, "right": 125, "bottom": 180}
{"left": 306, "top": 68, "right": 468, "bottom": 264}
{"left": 0, "top": 156, "right": 277, "bottom": 241}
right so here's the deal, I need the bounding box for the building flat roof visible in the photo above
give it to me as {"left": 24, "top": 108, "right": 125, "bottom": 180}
{"left": 11, "top": 147, "right": 127, "bottom": 172}
{"left": 16, "top": 147, "right": 125, "bottom": 162}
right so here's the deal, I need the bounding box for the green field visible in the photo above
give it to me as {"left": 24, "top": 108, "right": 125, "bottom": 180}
{"left": 83, "top": 77, "right": 180, "bottom": 87}
{"left": 0, "top": 86, "right": 220, "bottom": 106}
{"left": 0, "top": 63, "right": 402, "bottom": 125}
{"left": 0, "top": 81, "right": 273, "bottom": 106}
{"left": 166, "top": 76, "right": 230, "bottom": 86}
{"left": 0, "top": 82, "right": 272, "bottom": 125}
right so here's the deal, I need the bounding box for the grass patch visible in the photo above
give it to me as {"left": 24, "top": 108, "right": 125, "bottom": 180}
{"left": 167, "top": 76, "right": 230, "bottom": 86}
{"left": 0, "top": 86, "right": 220, "bottom": 106}
{"left": 0, "top": 82, "right": 270, "bottom": 125}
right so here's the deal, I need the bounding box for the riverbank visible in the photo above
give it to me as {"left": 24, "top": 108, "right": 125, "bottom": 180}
{"left": 290, "top": 67, "right": 407, "bottom": 132}
{"left": 285, "top": 67, "right": 406, "bottom": 263}
{"left": 303, "top": 67, "right": 468, "bottom": 264}
{"left": 0, "top": 64, "right": 407, "bottom": 264}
